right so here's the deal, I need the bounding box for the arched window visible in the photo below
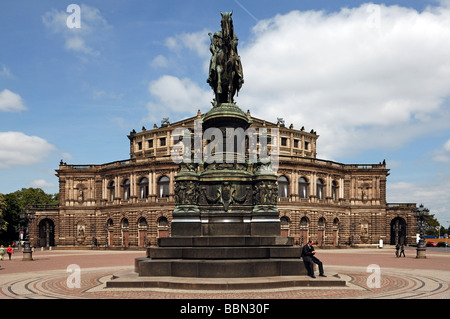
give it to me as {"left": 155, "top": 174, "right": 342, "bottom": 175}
{"left": 318, "top": 217, "right": 325, "bottom": 227}
{"left": 332, "top": 180, "right": 338, "bottom": 200}
{"left": 299, "top": 177, "right": 309, "bottom": 199}
{"left": 280, "top": 216, "right": 289, "bottom": 237}
{"left": 158, "top": 217, "right": 169, "bottom": 238}
{"left": 138, "top": 217, "right": 148, "bottom": 228}
{"left": 108, "top": 181, "right": 115, "bottom": 202}
{"left": 158, "top": 217, "right": 168, "bottom": 227}
{"left": 316, "top": 178, "right": 324, "bottom": 200}
{"left": 139, "top": 177, "right": 149, "bottom": 199}
{"left": 300, "top": 216, "right": 309, "bottom": 227}
{"left": 122, "top": 179, "right": 130, "bottom": 200}
{"left": 278, "top": 176, "right": 289, "bottom": 198}
{"left": 158, "top": 176, "right": 170, "bottom": 198}
{"left": 121, "top": 218, "right": 129, "bottom": 229}
{"left": 333, "top": 218, "right": 340, "bottom": 226}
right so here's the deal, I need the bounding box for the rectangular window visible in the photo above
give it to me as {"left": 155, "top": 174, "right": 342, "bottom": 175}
{"left": 305, "top": 141, "right": 309, "bottom": 150}
{"left": 294, "top": 139, "right": 299, "bottom": 148}
{"left": 148, "top": 139, "right": 153, "bottom": 148}
{"left": 160, "top": 137, "right": 166, "bottom": 147}
{"left": 137, "top": 142, "right": 142, "bottom": 150}
{"left": 281, "top": 137, "right": 287, "bottom": 146}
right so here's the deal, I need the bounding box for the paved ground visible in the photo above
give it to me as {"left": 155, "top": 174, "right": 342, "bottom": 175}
{"left": 0, "top": 246, "right": 448, "bottom": 301}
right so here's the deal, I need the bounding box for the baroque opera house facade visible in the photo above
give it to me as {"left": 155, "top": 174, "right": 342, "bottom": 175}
{"left": 29, "top": 109, "right": 418, "bottom": 249}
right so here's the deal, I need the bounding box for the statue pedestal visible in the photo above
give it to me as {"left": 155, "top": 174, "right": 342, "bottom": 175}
{"left": 416, "top": 247, "right": 427, "bottom": 259}
{"left": 22, "top": 251, "right": 33, "bottom": 261}
{"left": 135, "top": 235, "right": 306, "bottom": 278}
{"left": 135, "top": 102, "right": 307, "bottom": 278}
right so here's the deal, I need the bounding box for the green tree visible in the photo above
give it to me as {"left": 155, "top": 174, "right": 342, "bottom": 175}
{"left": 439, "top": 226, "right": 447, "bottom": 237}
{"left": 0, "top": 194, "right": 8, "bottom": 233}
{"left": 424, "top": 214, "right": 441, "bottom": 236}
{"left": 9, "top": 187, "right": 58, "bottom": 209}
{"left": 0, "top": 188, "right": 59, "bottom": 245}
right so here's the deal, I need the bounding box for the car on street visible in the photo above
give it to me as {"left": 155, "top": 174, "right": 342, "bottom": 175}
{"left": 437, "top": 241, "right": 450, "bottom": 247}
{"left": 426, "top": 241, "right": 438, "bottom": 247}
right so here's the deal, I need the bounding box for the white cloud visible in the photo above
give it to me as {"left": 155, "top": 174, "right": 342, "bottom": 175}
{"left": 234, "top": 3, "right": 450, "bottom": 160}
{"left": 388, "top": 176, "right": 450, "bottom": 224}
{"left": 65, "top": 36, "right": 99, "bottom": 56}
{"left": 147, "top": 75, "right": 212, "bottom": 118}
{"left": 42, "top": 4, "right": 110, "bottom": 56}
{"left": 0, "top": 65, "right": 12, "bottom": 78}
{"left": 150, "top": 55, "right": 169, "bottom": 68}
{"left": 29, "top": 179, "right": 56, "bottom": 189}
{"left": 164, "top": 29, "right": 212, "bottom": 74}
{"left": 146, "top": 3, "right": 450, "bottom": 161}
{"left": 165, "top": 29, "right": 210, "bottom": 59}
{"left": 61, "top": 152, "right": 73, "bottom": 161}
{"left": 0, "top": 89, "right": 27, "bottom": 112}
{"left": 444, "top": 139, "right": 450, "bottom": 152}
{"left": 0, "top": 132, "right": 56, "bottom": 168}
{"left": 432, "top": 138, "right": 450, "bottom": 163}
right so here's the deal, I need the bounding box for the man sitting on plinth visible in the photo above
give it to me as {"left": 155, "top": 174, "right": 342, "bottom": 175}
{"left": 302, "top": 239, "right": 326, "bottom": 278}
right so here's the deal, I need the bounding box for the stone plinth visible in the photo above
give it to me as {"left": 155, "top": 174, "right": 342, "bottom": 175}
{"left": 107, "top": 273, "right": 346, "bottom": 290}
{"left": 135, "top": 236, "right": 307, "bottom": 278}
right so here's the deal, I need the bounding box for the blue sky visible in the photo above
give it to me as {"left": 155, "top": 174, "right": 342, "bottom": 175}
{"left": 1, "top": 0, "right": 450, "bottom": 227}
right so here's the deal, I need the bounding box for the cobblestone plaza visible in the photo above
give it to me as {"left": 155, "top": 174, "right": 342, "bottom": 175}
{"left": 1, "top": 246, "right": 448, "bottom": 300}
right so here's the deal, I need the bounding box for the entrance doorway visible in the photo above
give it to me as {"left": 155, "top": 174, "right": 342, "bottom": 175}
{"left": 299, "top": 216, "right": 309, "bottom": 246}
{"left": 390, "top": 217, "right": 407, "bottom": 245}
{"left": 38, "top": 218, "right": 55, "bottom": 247}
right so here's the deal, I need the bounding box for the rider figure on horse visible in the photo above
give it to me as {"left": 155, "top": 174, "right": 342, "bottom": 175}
{"left": 207, "top": 12, "right": 244, "bottom": 106}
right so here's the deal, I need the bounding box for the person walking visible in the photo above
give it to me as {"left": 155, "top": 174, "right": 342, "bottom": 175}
{"left": 399, "top": 244, "right": 406, "bottom": 257}
{"left": 301, "top": 239, "right": 326, "bottom": 278}
{"left": 0, "top": 245, "right": 5, "bottom": 261}
{"left": 395, "top": 243, "right": 400, "bottom": 257}
{"left": 6, "top": 245, "right": 13, "bottom": 260}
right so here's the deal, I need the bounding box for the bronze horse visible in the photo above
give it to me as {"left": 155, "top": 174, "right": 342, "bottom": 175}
{"left": 207, "top": 11, "right": 244, "bottom": 105}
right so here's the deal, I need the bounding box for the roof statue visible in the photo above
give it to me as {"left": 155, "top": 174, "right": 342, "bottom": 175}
{"left": 207, "top": 11, "right": 244, "bottom": 106}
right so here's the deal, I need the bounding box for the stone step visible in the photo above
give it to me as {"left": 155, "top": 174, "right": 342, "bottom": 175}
{"left": 107, "top": 273, "right": 346, "bottom": 289}
{"left": 147, "top": 246, "right": 302, "bottom": 259}
{"left": 135, "top": 258, "right": 307, "bottom": 278}
{"left": 158, "top": 236, "right": 293, "bottom": 247}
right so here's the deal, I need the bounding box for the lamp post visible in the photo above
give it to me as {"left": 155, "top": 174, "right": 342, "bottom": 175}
{"left": 19, "top": 209, "right": 35, "bottom": 261}
{"left": 414, "top": 204, "right": 429, "bottom": 259}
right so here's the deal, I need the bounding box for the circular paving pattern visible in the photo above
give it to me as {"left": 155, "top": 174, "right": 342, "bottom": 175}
{"left": 1, "top": 266, "right": 448, "bottom": 299}
{"left": 0, "top": 248, "right": 449, "bottom": 300}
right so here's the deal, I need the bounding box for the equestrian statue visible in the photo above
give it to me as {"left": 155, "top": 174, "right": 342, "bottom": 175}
{"left": 207, "top": 11, "right": 244, "bottom": 106}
